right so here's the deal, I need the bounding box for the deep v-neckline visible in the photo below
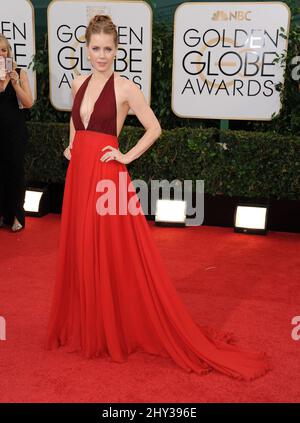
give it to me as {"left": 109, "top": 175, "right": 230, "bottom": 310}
{"left": 80, "top": 72, "right": 114, "bottom": 130}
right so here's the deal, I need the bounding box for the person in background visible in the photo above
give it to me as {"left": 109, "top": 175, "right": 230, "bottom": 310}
{"left": 0, "top": 33, "right": 33, "bottom": 232}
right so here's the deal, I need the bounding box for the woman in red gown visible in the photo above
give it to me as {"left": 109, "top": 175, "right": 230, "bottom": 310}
{"left": 45, "top": 15, "right": 271, "bottom": 380}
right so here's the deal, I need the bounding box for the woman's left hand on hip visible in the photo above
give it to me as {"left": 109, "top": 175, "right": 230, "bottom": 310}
{"left": 100, "top": 145, "right": 130, "bottom": 165}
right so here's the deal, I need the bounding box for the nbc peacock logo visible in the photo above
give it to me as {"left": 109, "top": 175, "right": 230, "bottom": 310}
{"left": 212, "top": 10, "right": 252, "bottom": 21}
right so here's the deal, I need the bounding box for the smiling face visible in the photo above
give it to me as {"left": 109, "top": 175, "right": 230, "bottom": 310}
{"left": 86, "top": 32, "right": 117, "bottom": 73}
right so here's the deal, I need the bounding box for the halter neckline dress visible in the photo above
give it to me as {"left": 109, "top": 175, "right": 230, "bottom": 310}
{"left": 45, "top": 72, "right": 271, "bottom": 380}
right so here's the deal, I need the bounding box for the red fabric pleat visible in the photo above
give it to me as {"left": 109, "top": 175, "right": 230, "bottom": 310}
{"left": 45, "top": 130, "right": 271, "bottom": 381}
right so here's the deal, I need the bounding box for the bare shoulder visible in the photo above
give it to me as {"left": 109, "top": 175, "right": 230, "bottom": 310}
{"left": 20, "top": 69, "right": 29, "bottom": 79}
{"left": 115, "top": 74, "right": 139, "bottom": 94}
{"left": 71, "top": 74, "right": 89, "bottom": 94}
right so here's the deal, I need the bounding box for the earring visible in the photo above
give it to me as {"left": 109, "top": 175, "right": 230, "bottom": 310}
{"left": 88, "top": 56, "right": 90, "bottom": 60}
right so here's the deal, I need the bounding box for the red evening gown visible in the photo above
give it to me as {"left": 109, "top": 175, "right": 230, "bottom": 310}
{"left": 45, "top": 72, "right": 271, "bottom": 380}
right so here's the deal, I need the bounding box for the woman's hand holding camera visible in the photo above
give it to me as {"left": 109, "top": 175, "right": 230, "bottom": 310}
{"left": 9, "top": 70, "right": 20, "bottom": 86}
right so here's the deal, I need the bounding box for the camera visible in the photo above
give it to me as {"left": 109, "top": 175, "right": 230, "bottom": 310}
{"left": 5, "top": 57, "right": 13, "bottom": 72}
{"left": 0, "top": 57, "right": 13, "bottom": 80}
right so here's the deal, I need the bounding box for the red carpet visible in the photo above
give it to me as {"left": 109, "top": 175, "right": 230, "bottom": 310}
{"left": 0, "top": 214, "right": 300, "bottom": 402}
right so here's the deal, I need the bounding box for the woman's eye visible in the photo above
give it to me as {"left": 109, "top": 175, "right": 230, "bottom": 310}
{"left": 91, "top": 47, "right": 112, "bottom": 52}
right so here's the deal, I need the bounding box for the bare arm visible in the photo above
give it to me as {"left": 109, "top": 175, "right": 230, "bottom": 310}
{"left": 123, "top": 81, "right": 161, "bottom": 163}
{"left": 101, "top": 82, "right": 161, "bottom": 164}
{"left": 64, "top": 78, "right": 81, "bottom": 160}
{"left": 69, "top": 79, "right": 78, "bottom": 148}
{"left": 69, "top": 116, "right": 75, "bottom": 149}
{"left": 63, "top": 116, "right": 75, "bottom": 160}
{"left": 11, "top": 69, "right": 34, "bottom": 108}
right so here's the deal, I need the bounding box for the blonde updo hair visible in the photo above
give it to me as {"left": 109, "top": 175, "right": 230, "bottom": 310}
{"left": 0, "top": 34, "right": 17, "bottom": 69}
{"left": 85, "top": 15, "right": 118, "bottom": 47}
